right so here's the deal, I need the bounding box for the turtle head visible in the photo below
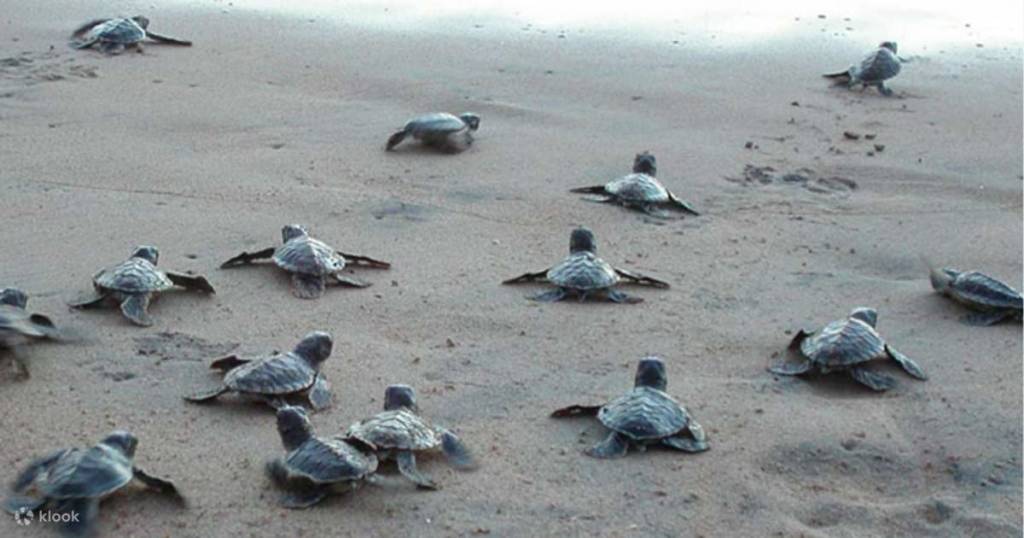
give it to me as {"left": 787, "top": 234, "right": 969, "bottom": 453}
{"left": 879, "top": 41, "right": 898, "bottom": 54}
{"left": 634, "top": 356, "right": 668, "bottom": 391}
{"left": 459, "top": 113, "right": 481, "bottom": 131}
{"left": 293, "top": 331, "right": 333, "bottom": 366}
{"left": 281, "top": 224, "right": 309, "bottom": 243}
{"left": 131, "top": 16, "right": 151, "bottom": 29}
{"left": 0, "top": 288, "right": 28, "bottom": 309}
{"left": 929, "top": 267, "right": 958, "bottom": 295}
{"left": 130, "top": 246, "right": 160, "bottom": 265}
{"left": 276, "top": 405, "right": 314, "bottom": 451}
{"left": 569, "top": 227, "right": 597, "bottom": 254}
{"left": 849, "top": 307, "right": 878, "bottom": 328}
{"left": 100, "top": 430, "right": 139, "bottom": 458}
{"left": 384, "top": 384, "right": 418, "bottom": 413}
{"left": 632, "top": 152, "right": 657, "bottom": 176}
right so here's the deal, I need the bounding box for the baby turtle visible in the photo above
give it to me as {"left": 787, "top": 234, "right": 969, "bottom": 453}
{"left": 221, "top": 224, "right": 390, "bottom": 299}
{"left": 769, "top": 307, "right": 927, "bottom": 391}
{"left": 266, "top": 406, "right": 378, "bottom": 509}
{"left": 823, "top": 41, "right": 902, "bottom": 96}
{"left": 344, "top": 385, "right": 475, "bottom": 490}
{"left": 70, "top": 16, "right": 192, "bottom": 54}
{"left": 184, "top": 331, "right": 334, "bottom": 411}
{"left": 70, "top": 246, "right": 215, "bottom": 327}
{"left": 0, "top": 288, "right": 60, "bottom": 378}
{"left": 929, "top": 265, "right": 1023, "bottom": 325}
{"left": 502, "top": 227, "right": 669, "bottom": 303}
{"left": 552, "top": 357, "right": 708, "bottom": 458}
{"left": 385, "top": 112, "right": 481, "bottom": 153}
{"left": 3, "top": 431, "right": 184, "bottom": 538}
{"left": 570, "top": 152, "right": 700, "bottom": 218}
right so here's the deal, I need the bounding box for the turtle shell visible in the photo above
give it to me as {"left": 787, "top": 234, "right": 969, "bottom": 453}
{"left": 223, "top": 353, "right": 318, "bottom": 396}
{"left": 37, "top": 445, "right": 133, "bottom": 500}
{"left": 406, "top": 113, "right": 467, "bottom": 136}
{"left": 0, "top": 306, "right": 51, "bottom": 343}
{"left": 604, "top": 173, "right": 670, "bottom": 203}
{"left": 273, "top": 236, "right": 345, "bottom": 276}
{"left": 546, "top": 252, "right": 619, "bottom": 291}
{"left": 345, "top": 410, "right": 439, "bottom": 452}
{"left": 598, "top": 386, "right": 689, "bottom": 441}
{"left": 800, "top": 317, "right": 886, "bottom": 371}
{"left": 87, "top": 18, "right": 146, "bottom": 45}
{"left": 950, "top": 271, "right": 1023, "bottom": 311}
{"left": 94, "top": 258, "right": 174, "bottom": 294}
{"left": 855, "top": 47, "right": 901, "bottom": 83}
{"left": 283, "top": 437, "right": 378, "bottom": 484}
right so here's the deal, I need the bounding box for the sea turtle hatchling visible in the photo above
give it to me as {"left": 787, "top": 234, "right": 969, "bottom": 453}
{"left": 0, "top": 288, "right": 61, "bottom": 378}
{"left": 823, "top": 41, "right": 902, "bottom": 96}
{"left": 570, "top": 152, "right": 700, "bottom": 218}
{"left": 343, "top": 385, "right": 475, "bottom": 490}
{"left": 266, "top": 406, "right": 378, "bottom": 509}
{"left": 929, "top": 265, "right": 1023, "bottom": 326}
{"left": 220, "top": 224, "right": 390, "bottom": 299}
{"left": 385, "top": 112, "right": 481, "bottom": 153}
{"left": 69, "top": 246, "right": 215, "bottom": 327}
{"left": 552, "top": 356, "right": 709, "bottom": 459}
{"left": 184, "top": 331, "right": 334, "bottom": 411}
{"left": 769, "top": 307, "right": 927, "bottom": 391}
{"left": 70, "top": 16, "right": 192, "bottom": 54}
{"left": 502, "top": 227, "right": 670, "bottom": 303}
{"left": 3, "top": 431, "right": 184, "bottom": 538}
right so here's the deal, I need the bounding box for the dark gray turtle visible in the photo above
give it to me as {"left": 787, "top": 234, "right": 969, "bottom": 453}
{"left": 0, "top": 288, "right": 60, "bottom": 378}
{"left": 221, "top": 224, "right": 390, "bottom": 299}
{"left": 69, "top": 246, "right": 214, "bottom": 327}
{"left": 70, "top": 16, "right": 192, "bottom": 54}
{"left": 266, "top": 406, "right": 378, "bottom": 509}
{"left": 769, "top": 307, "right": 927, "bottom": 391}
{"left": 824, "top": 41, "right": 902, "bottom": 96}
{"left": 929, "top": 265, "right": 1023, "bottom": 326}
{"left": 552, "top": 357, "right": 708, "bottom": 458}
{"left": 502, "top": 227, "right": 669, "bottom": 303}
{"left": 184, "top": 331, "right": 334, "bottom": 411}
{"left": 343, "top": 385, "right": 475, "bottom": 490}
{"left": 570, "top": 152, "right": 700, "bottom": 218}
{"left": 385, "top": 112, "right": 481, "bottom": 153}
{"left": 3, "top": 431, "right": 184, "bottom": 538}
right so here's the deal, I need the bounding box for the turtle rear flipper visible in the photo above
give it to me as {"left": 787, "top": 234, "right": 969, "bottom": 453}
{"left": 607, "top": 289, "right": 642, "bottom": 304}
{"left": 280, "top": 487, "right": 328, "bottom": 509}
{"left": 145, "top": 31, "right": 192, "bottom": 46}
{"left": 120, "top": 294, "right": 153, "bottom": 326}
{"left": 440, "top": 430, "right": 476, "bottom": 470}
{"left": 11, "top": 449, "right": 68, "bottom": 492}
{"left": 550, "top": 404, "right": 603, "bottom": 418}
{"left": 662, "top": 419, "right": 709, "bottom": 453}
{"left": 386, "top": 130, "right": 409, "bottom": 151}
{"left": 2, "top": 495, "right": 46, "bottom": 515}
{"left": 133, "top": 466, "right": 186, "bottom": 504}
{"left": 332, "top": 274, "right": 371, "bottom": 288}
{"left": 69, "top": 292, "right": 109, "bottom": 309}
{"left": 291, "top": 273, "right": 326, "bottom": 299}
{"left": 307, "top": 375, "right": 332, "bottom": 411}
{"left": 100, "top": 41, "right": 127, "bottom": 55}
{"left": 502, "top": 268, "right": 551, "bottom": 285}
{"left": 529, "top": 288, "right": 567, "bottom": 303}
{"left": 586, "top": 431, "right": 629, "bottom": 459}
{"left": 53, "top": 497, "right": 99, "bottom": 538}
{"left": 183, "top": 385, "right": 228, "bottom": 403}
{"left": 849, "top": 367, "right": 895, "bottom": 391}
{"left": 667, "top": 193, "right": 701, "bottom": 216}
{"left": 613, "top": 268, "right": 670, "bottom": 288}
{"left": 768, "top": 358, "right": 812, "bottom": 376}
{"left": 166, "top": 272, "right": 215, "bottom": 294}
{"left": 823, "top": 69, "right": 852, "bottom": 80}
{"left": 336, "top": 251, "right": 391, "bottom": 269}
{"left": 885, "top": 345, "right": 927, "bottom": 380}
{"left": 220, "top": 247, "right": 276, "bottom": 269}
{"left": 962, "top": 310, "right": 1013, "bottom": 326}
{"left": 209, "top": 355, "right": 249, "bottom": 372}
{"left": 396, "top": 451, "right": 438, "bottom": 490}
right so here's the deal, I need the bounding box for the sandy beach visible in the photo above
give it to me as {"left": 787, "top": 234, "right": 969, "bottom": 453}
{"left": 1, "top": 0, "right": 1022, "bottom": 536}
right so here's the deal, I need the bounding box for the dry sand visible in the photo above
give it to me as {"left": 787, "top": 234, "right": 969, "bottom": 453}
{"left": 1, "top": 1, "right": 1022, "bottom": 537}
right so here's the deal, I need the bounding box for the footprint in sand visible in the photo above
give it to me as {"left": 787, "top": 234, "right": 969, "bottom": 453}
{"left": 725, "top": 165, "right": 857, "bottom": 196}
{"left": 134, "top": 331, "right": 237, "bottom": 363}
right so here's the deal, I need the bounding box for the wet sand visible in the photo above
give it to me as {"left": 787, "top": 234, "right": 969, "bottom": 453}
{"left": 1, "top": 1, "right": 1021, "bottom": 536}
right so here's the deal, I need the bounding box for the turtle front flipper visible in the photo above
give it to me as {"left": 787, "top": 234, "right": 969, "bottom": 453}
{"left": 613, "top": 268, "right": 670, "bottom": 289}
{"left": 209, "top": 355, "right": 249, "bottom": 372}
{"left": 885, "top": 345, "right": 927, "bottom": 380}
{"left": 331, "top": 274, "right": 371, "bottom": 288}
{"left": 133, "top": 466, "right": 186, "bottom": 504}
{"left": 569, "top": 184, "right": 610, "bottom": 194}
{"left": 849, "top": 367, "right": 896, "bottom": 391}
{"left": 962, "top": 310, "right": 1013, "bottom": 326}
{"left": 529, "top": 288, "right": 567, "bottom": 302}
{"left": 165, "top": 272, "right": 216, "bottom": 294}
{"left": 439, "top": 430, "right": 476, "bottom": 470}
{"left": 607, "top": 289, "right": 643, "bottom": 304}
{"left": 396, "top": 451, "right": 438, "bottom": 490}
{"left": 220, "top": 247, "right": 276, "bottom": 268}
{"left": 119, "top": 294, "right": 153, "bottom": 326}
{"left": 183, "top": 385, "right": 229, "bottom": 403}
{"left": 69, "top": 18, "right": 109, "bottom": 48}
{"left": 306, "top": 375, "right": 333, "bottom": 411}
{"left": 662, "top": 420, "right": 709, "bottom": 453}
{"left": 586, "top": 431, "right": 630, "bottom": 459}
{"left": 667, "top": 193, "right": 701, "bottom": 216}
{"left": 291, "top": 273, "right": 326, "bottom": 299}
{"left": 53, "top": 497, "right": 99, "bottom": 538}
{"left": 502, "top": 269, "right": 552, "bottom": 285}
{"left": 69, "top": 292, "right": 109, "bottom": 309}
{"left": 876, "top": 82, "right": 894, "bottom": 96}
{"left": 336, "top": 251, "right": 391, "bottom": 269}
{"left": 144, "top": 31, "right": 192, "bottom": 46}
{"left": 386, "top": 130, "right": 409, "bottom": 151}
{"left": 550, "top": 404, "right": 603, "bottom": 417}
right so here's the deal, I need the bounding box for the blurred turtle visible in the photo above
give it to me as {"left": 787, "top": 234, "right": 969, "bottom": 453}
{"left": 221, "top": 224, "right": 390, "bottom": 299}
{"left": 502, "top": 227, "right": 669, "bottom": 303}
{"left": 824, "top": 41, "right": 902, "bottom": 96}
{"left": 184, "top": 331, "right": 334, "bottom": 411}
{"left": 266, "top": 406, "right": 378, "bottom": 509}
{"left": 3, "top": 431, "right": 184, "bottom": 538}
{"left": 928, "top": 265, "right": 1022, "bottom": 325}
{"left": 570, "top": 152, "right": 700, "bottom": 218}
{"left": 769, "top": 307, "right": 927, "bottom": 391}
{"left": 385, "top": 112, "right": 481, "bottom": 153}
{"left": 70, "top": 246, "right": 215, "bottom": 327}
{"left": 552, "top": 357, "right": 708, "bottom": 458}
{"left": 0, "top": 288, "right": 61, "bottom": 378}
{"left": 343, "top": 385, "right": 475, "bottom": 490}
{"left": 70, "top": 16, "right": 192, "bottom": 54}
